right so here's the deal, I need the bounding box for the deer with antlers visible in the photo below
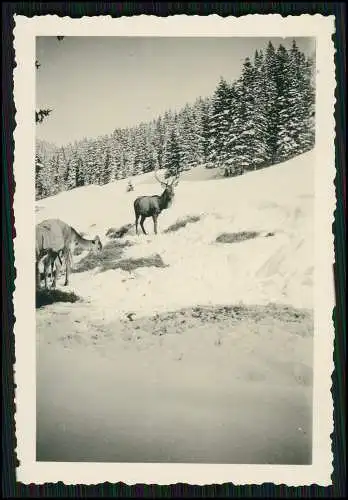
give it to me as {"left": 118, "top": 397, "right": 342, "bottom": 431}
{"left": 133, "top": 167, "right": 180, "bottom": 235}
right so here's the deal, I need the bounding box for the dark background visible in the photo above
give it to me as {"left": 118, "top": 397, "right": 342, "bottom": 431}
{"left": 2, "top": 2, "right": 346, "bottom": 497}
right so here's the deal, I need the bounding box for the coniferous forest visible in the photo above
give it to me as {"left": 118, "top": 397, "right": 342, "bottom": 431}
{"left": 35, "top": 40, "right": 315, "bottom": 200}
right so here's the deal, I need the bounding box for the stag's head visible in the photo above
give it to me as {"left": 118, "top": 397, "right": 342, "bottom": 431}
{"left": 92, "top": 235, "right": 103, "bottom": 252}
{"left": 155, "top": 167, "right": 180, "bottom": 206}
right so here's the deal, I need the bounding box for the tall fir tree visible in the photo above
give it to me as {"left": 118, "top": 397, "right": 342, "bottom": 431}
{"left": 263, "top": 41, "right": 279, "bottom": 163}
{"left": 47, "top": 154, "right": 60, "bottom": 196}
{"left": 66, "top": 154, "right": 76, "bottom": 190}
{"left": 222, "top": 83, "right": 242, "bottom": 176}
{"left": 153, "top": 116, "right": 166, "bottom": 169}
{"left": 199, "top": 98, "right": 212, "bottom": 166}
{"left": 299, "top": 54, "right": 316, "bottom": 151}
{"left": 75, "top": 156, "right": 85, "bottom": 187}
{"left": 286, "top": 42, "right": 315, "bottom": 154}
{"left": 142, "top": 146, "right": 157, "bottom": 173}
{"left": 274, "top": 44, "right": 293, "bottom": 162}
{"left": 224, "top": 56, "right": 270, "bottom": 175}
{"left": 251, "top": 49, "right": 270, "bottom": 169}
{"left": 35, "top": 152, "right": 45, "bottom": 198}
{"left": 208, "top": 77, "right": 232, "bottom": 168}
{"left": 84, "top": 144, "right": 96, "bottom": 184}
{"left": 164, "top": 129, "right": 182, "bottom": 178}
{"left": 190, "top": 100, "right": 205, "bottom": 167}
{"left": 178, "top": 104, "right": 201, "bottom": 170}
{"left": 101, "top": 148, "right": 112, "bottom": 185}
{"left": 119, "top": 149, "right": 129, "bottom": 179}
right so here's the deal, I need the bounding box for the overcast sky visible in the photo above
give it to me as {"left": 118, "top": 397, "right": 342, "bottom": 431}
{"left": 36, "top": 36, "right": 315, "bottom": 147}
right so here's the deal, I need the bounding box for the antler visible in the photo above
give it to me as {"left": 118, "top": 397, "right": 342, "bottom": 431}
{"left": 154, "top": 167, "right": 167, "bottom": 186}
{"left": 169, "top": 166, "right": 180, "bottom": 186}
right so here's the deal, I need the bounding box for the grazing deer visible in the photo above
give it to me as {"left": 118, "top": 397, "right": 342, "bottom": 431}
{"left": 36, "top": 219, "right": 102, "bottom": 289}
{"left": 133, "top": 168, "right": 180, "bottom": 235}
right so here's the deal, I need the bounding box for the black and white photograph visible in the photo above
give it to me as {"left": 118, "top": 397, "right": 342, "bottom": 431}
{"left": 13, "top": 14, "right": 336, "bottom": 486}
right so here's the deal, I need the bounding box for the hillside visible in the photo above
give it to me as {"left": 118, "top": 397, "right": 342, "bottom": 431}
{"left": 36, "top": 149, "right": 314, "bottom": 315}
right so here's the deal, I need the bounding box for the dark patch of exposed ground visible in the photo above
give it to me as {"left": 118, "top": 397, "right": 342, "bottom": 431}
{"left": 38, "top": 302, "right": 313, "bottom": 351}
{"left": 73, "top": 240, "right": 130, "bottom": 272}
{"left": 72, "top": 239, "right": 167, "bottom": 274}
{"left": 36, "top": 289, "right": 81, "bottom": 309}
{"left": 105, "top": 223, "right": 133, "bottom": 239}
{"left": 215, "top": 231, "right": 276, "bottom": 244}
{"left": 163, "top": 215, "right": 202, "bottom": 233}
{"left": 115, "top": 302, "right": 313, "bottom": 340}
{"left": 216, "top": 231, "right": 260, "bottom": 243}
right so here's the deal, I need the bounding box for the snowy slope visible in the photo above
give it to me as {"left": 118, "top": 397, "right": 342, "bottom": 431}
{"left": 36, "top": 150, "right": 314, "bottom": 319}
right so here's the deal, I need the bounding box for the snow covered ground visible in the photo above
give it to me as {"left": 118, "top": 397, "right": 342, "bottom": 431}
{"left": 36, "top": 149, "right": 314, "bottom": 319}
{"left": 36, "top": 150, "right": 314, "bottom": 464}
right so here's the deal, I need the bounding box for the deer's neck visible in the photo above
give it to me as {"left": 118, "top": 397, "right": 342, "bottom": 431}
{"left": 71, "top": 228, "right": 94, "bottom": 248}
{"left": 159, "top": 190, "right": 171, "bottom": 210}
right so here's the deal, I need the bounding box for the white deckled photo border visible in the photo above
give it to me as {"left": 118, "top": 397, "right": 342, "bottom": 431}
{"left": 13, "top": 13, "right": 336, "bottom": 486}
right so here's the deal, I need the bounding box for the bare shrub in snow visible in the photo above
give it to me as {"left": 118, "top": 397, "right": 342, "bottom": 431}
{"left": 215, "top": 231, "right": 260, "bottom": 244}
{"left": 106, "top": 224, "right": 133, "bottom": 239}
{"left": 99, "top": 254, "right": 168, "bottom": 273}
{"left": 163, "top": 215, "right": 201, "bottom": 233}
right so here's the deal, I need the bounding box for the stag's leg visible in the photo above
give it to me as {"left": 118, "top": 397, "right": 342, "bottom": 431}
{"left": 135, "top": 213, "right": 140, "bottom": 235}
{"left": 140, "top": 215, "right": 147, "bottom": 235}
{"left": 152, "top": 215, "right": 158, "bottom": 235}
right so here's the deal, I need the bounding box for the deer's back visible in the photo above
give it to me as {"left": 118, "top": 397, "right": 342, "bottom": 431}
{"left": 36, "top": 219, "right": 73, "bottom": 256}
{"left": 134, "top": 195, "right": 161, "bottom": 216}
